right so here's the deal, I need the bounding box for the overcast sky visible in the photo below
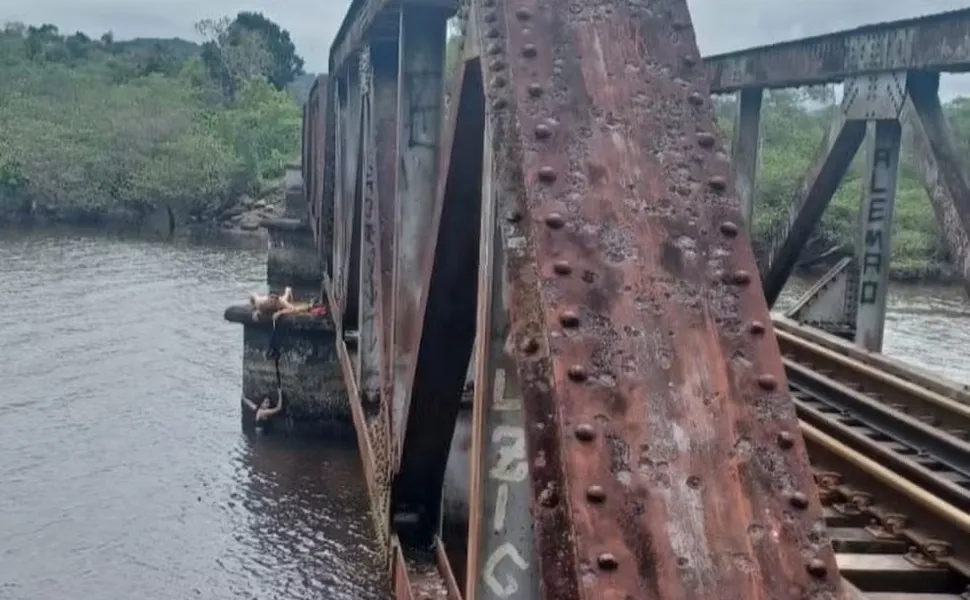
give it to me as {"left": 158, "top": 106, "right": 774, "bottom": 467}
{"left": 5, "top": 0, "right": 970, "bottom": 95}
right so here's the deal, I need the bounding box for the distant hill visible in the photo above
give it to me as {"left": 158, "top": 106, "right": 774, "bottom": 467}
{"left": 113, "top": 37, "right": 202, "bottom": 61}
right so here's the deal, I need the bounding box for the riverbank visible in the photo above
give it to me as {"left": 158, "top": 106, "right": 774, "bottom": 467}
{"left": 0, "top": 178, "right": 288, "bottom": 239}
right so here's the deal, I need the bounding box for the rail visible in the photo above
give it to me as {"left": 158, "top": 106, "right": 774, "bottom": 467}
{"left": 806, "top": 422, "right": 970, "bottom": 598}
{"left": 775, "top": 320, "right": 970, "bottom": 596}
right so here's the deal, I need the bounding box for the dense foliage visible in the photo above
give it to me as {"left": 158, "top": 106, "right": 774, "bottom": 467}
{"left": 0, "top": 16, "right": 304, "bottom": 227}
{"left": 715, "top": 89, "right": 970, "bottom": 279}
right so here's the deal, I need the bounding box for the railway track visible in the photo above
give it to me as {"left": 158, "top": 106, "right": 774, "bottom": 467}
{"left": 775, "top": 318, "right": 970, "bottom": 598}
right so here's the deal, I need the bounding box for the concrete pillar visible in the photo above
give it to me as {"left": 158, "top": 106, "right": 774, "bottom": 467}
{"left": 854, "top": 120, "right": 902, "bottom": 352}
{"left": 259, "top": 160, "right": 323, "bottom": 301}
{"left": 224, "top": 306, "right": 352, "bottom": 437}
{"left": 264, "top": 217, "right": 323, "bottom": 301}
{"left": 282, "top": 163, "right": 307, "bottom": 219}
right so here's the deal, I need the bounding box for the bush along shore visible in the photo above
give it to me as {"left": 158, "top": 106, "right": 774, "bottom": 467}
{"left": 0, "top": 14, "right": 313, "bottom": 236}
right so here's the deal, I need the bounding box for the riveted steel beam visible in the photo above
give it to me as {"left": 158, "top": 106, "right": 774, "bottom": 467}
{"left": 469, "top": 0, "right": 846, "bottom": 597}
{"left": 705, "top": 8, "right": 970, "bottom": 93}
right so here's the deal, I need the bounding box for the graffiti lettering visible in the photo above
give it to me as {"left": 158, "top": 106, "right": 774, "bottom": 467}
{"left": 490, "top": 425, "right": 528, "bottom": 483}
{"left": 483, "top": 542, "right": 530, "bottom": 598}
{"left": 858, "top": 142, "right": 896, "bottom": 305}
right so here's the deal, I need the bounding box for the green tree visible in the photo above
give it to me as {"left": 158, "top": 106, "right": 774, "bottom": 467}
{"left": 0, "top": 18, "right": 302, "bottom": 227}
{"left": 198, "top": 12, "right": 304, "bottom": 99}
{"left": 233, "top": 12, "right": 304, "bottom": 91}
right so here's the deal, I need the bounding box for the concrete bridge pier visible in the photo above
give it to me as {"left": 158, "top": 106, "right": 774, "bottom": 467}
{"left": 223, "top": 164, "right": 351, "bottom": 437}
{"left": 264, "top": 165, "right": 324, "bottom": 302}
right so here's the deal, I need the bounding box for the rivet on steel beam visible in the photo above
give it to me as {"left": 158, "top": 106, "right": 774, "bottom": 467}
{"left": 597, "top": 553, "right": 618, "bottom": 571}
{"left": 522, "top": 44, "right": 538, "bottom": 58}
{"left": 489, "top": 59, "right": 506, "bottom": 72}
{"left": 806, "top": 558, "right": 828, "bottom": 578}
{"left": 683, "top": 55, "right": 697, "bottom": 67}
{"left": 708, "top": 176, "right": 728, "bottom": 191}
{"left": 485, "top": 27, "right": 501, "bottom": 38}
{"left": 483, "top": 10, "right": 498, "bottom": 23}
{"left": 559, "top": 310, "right": 580, "bottom": 328}
{"left": 552, "top": 260, "right": 572, "bottom": 275}
{"left": 777, "top": 431, "right": 795, "bottom": 449}
{"left": 528, "top": 83, "right": 543, "bottom": 97}
{"left": 567, "top": 365, "right": 588, "bottom": 382}
{"left": 515, "top": 7, "right": 531, "bottom": 20}
{"left": 696, "top": 132, "right": 716, "bottom": 147}
{"left": 719, "top": 221, "right": 739, "bottom": 237}
{"left": 491, "top": 97, "right": 508, "bottom": 111}
{"left": 538, "top": 166, "right": 557, "bottom": 182}
{"left": 789, "top": 492, "right": 809, "bottom": 510}
{"left": 534, "top": 123, "right": 552, "bottom": 139}
{"left": 757, "top": 374, "right": 778, "bottom": 391}
{"left": 686, "top": 475, "right": 702, "bottom": 489}
{"left": 506, "top": 210, "right": 522, "bottom": 223}
{"left": 730, "top": 270, "right": 751, "bottom": 285}
{"left": 485, "top": 42, "right": 503, "bottom": 56}
{"left": 491, "top": 75, "right": 507, "bottom": 88}
{"left": 483, "top": 0, "right": 496, "bottom": 6}
{"left": 544, "top": 213, "right": 565, "bottom": 228}
{"left": 749, "top": 320, "right": 766, "bottom": 335}
{"left": 575, "top": 424, "right": 596, "bottom": 441}
{"left": 688, "top": 92, "right": 705, "bottom": 106}
{"left": 586, "top": 485, "right": 606, "bottom": 503}
{"left": 519, "top": 337, "right": 539, "bottom": 354}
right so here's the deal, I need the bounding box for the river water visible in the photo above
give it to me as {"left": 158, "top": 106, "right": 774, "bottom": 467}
{"left": 0, "top": 230, "right": 385, "bottom": 600}
{"left": 2, "top": 229, "right": 970, "bottom": 600}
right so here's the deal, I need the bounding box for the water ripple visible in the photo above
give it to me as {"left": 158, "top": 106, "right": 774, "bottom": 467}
{"left": 0, "top": 230, "right": 386, "bottom": 600}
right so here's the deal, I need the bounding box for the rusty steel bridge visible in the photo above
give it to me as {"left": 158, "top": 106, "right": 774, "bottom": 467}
{"left": 294, "top": 1, "right": 970, "bottom": 598}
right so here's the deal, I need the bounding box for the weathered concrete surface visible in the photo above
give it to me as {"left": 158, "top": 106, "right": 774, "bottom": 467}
{"left": 224, "top": 305, "right": 352, "bottom": 437}
{"left": 263, "top": 217, "right": 323, "bottom": 299}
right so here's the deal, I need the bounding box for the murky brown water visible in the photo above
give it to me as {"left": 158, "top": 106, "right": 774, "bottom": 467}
{"left": 2, "top": 229, "right": 970, "bottom": 599}
{"left": 777, "top": 277, "right": 970, "bottom": 385}
{"left": 0, "top": 230, "right": 385, "bottom": 600}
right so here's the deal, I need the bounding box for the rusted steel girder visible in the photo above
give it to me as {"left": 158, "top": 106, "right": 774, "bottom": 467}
{"left": 901, "top": 94, "right": 970, "bottom": 298}
{"left": 908, "top": 71, "right": 970, "bottom": 299}
{"left": 761, "top": 109, "right": 865, "bottom": 307}
{"left": 704, "top": 8, "right": 970, "bottom": 93}
{"left": 329, "top": 0, "right": 459, "bottom": 76}
{"left": 464, "top": 0, "right": 845, "bottom": 597}
{"left": 391, "top": 48, "right": 485, "bottom": 547}
{"left": 390, "top": 7, "right": 449, "bottom": 469}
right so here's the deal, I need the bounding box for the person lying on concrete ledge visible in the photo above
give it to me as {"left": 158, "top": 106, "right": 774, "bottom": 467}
{"left": 242, "top": 388, "right": 285, "bottom": 432}
{"left": 248, "top": 286, "right": 328, "bottom": 323}
{"left": 248, "top": 286, "right": 296, "bottom": 321}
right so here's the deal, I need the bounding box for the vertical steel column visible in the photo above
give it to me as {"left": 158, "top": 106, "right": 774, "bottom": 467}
{"left": 731, "top": 87, "right": 763, "bottom": 226}
{"left": 466, "top": 115, "right": 540, "bottom": 600}
{"left": 854, "top": 120, "right": 902, "bottom": 351}
{"left": 391, "top": 7, "right": 448, "bottom": 465}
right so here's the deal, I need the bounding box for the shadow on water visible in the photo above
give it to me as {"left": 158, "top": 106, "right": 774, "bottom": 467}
{"left": 0, "top": 228, "right": 386, "bottom": 600}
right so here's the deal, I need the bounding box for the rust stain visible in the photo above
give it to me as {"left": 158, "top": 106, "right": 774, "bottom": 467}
{"left": 483, "top": 0, "right": 846, "bottom": 597}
